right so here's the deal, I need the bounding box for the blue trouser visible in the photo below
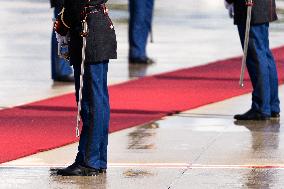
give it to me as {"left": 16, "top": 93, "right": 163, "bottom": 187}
{"left": 73, "top": 61, "right": 110, "bottom": 169}
{"left": 51, "top": 7, "right": 73, "bottom": 79}
{"left": 237, "top": 23, "right": 280, "bottom": 116}
{"left": 128, "top": 0, "right": 154, "bottom": 59}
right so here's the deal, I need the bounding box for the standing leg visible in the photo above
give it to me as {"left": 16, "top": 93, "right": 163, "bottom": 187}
{"left": 264, "top": 24, "right": 280, "bottom": 114}
{"left": 145, "top": 0, "right": 154, "bottom": 37}
{"left": 74, "top": 61, "right": 109, "bottom": 169}
{"left": 82, "top": 61, "right": 109, "bottom": 169}
{"left": 128, "top": 0, "right": 153, "bottom": 60}
{"left": 128, "top": 0, "right": 147, "bottom": 59}
{"left": 236, "top": 23, "right": 271, "bottom": 117}
{"left": 99, "top": 62, "right": 110, "bottom": 170}
{"left": 57, "top": 61, "right": 107, "bottom": 176}
{"left": 73, "top": 63, "right": 91, "bottom": 165}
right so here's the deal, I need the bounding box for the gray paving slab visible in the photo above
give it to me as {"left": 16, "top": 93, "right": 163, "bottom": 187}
{"left": 193, "top": 120, "right": 284, "bottom": 165}
{"left": 0, "top": 167, "right": 182, "bottom": 189}
{"left": 2, "top": 167, "right": 284, "bottom": 189}
{"left": 171, "top": 168, "right": 284, "bottom": 189}
{"left": 108, "top": 119, "right": 226, "bottom": 164}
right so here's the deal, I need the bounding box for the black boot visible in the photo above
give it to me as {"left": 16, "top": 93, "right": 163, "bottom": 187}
{"left": 129, "top": 57, "right": 155, "bottom": 65}
{"left": 234, "top": 109, "right": 270, "bottom": 121}
{"left": 271, "top": 112, "right": 280, "bottom": 119}
{"left": 84, "top": 166, "right": 100, "bottom": 176}
{"left": 99, "top": 168, "right": 107, "bottom": 174}
{"left": 53, "top": 74, "right": 75, "bottom": 82}
{"left": 57, "top": 163, "right": 99, "bottom": 176}
{"left": 57, "top": 163, "right": 85, "bottom": 176}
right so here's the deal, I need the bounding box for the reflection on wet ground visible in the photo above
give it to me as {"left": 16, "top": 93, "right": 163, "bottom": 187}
{"left": 174, "top": 168, "right": 284, "bottom": 189}
{"left": 235, "top": 120, "right": 281, "bottom": 162}
{"left": 128, "top": 64, "right": 151, "bottom": 79}
{"left": 2, "top": 166, "right": 284, "bottom": 188}
{"left": 128, "top": 123, "right": 159, "bottom": 150}
{"left": 244, "top": 169, "right": 277, "bottom": 189}
{"left": 2, "top": 111, "right": 284, "bottom": 188}
{"left": 1, "top": 167, "right": 108, "bottom": 189}
{"left": 50, "top": 174, "right": 108, "bottom": 189}
{"left": 0, "top": 167, "right": 179, "bottom": 189}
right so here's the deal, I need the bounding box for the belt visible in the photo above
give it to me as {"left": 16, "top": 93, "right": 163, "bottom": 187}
{"left": 83, "top": 4, "right": 107, "bottom": 15}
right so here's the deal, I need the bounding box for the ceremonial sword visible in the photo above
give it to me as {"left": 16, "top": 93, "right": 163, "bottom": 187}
{"left": 76, "top": 17, "right": 89, "bottom": 137}
{"left": 239, "top": 0, "right": 253, "bottom": 87}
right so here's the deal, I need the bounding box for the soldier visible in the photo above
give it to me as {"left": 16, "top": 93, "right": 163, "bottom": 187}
{"left": 50, "top": 0, "right": 74, "bottom": 82}
{"left": 128, "top": 0, "right": 155, "bottom": 64}
{"left": 54, "top": 0, "right": 117, "bottom": 176}
{"left": 225, "top": 0, "right": 280, "bottom": 120}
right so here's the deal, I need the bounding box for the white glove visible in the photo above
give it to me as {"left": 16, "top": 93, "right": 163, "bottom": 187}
{"left": 56, "top": 32, "right": 70, "bottom": 60}
{"left": 224, "top": 0, "right": 234, "bottom": 18}
{"left": 55, "top": 32, "right": 69, "bottom": 44}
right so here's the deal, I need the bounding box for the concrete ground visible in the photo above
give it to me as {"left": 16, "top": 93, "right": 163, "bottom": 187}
{"left": 1, "top": 0, "right": 284, "bottom": 188}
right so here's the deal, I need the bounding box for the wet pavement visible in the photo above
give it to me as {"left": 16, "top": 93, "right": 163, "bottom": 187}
{"left": 2, "top": 87, "right": 284, "bottom": 188}
{"left": 2, "top": 113, "right": 284, "bottom": 188}
{"left": 2, "top": 166, "right": 284, "bottom": 189}
{"left": 1, "top": 167, "right": 182, "bottom": 189}
{"left": 1, "top": 0, "right": 284, "bottom": 188}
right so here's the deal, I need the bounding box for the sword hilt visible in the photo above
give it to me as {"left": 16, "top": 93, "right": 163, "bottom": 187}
{"left": 246, "top": 0, "right": 254, "bottom": 6}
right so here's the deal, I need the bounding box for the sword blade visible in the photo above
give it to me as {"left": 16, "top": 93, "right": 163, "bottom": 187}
{"left": 239, "top": 2, "right": 253, "bottom": 87}
{"left": 76, "top": 20, "right": 88, "bottom": 137}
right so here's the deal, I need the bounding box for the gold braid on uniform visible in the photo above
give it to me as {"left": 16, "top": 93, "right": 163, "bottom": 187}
{"left": 60, "top": 8, "right": 71, "bottom": 29}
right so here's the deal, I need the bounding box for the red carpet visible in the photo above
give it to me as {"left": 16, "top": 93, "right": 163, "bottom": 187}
{"left": 0, "top": 46, "right": 284, "bottom": 164}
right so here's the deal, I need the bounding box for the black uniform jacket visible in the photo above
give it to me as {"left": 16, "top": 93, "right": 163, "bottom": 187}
{"left": 50, "top": 0, "right": 64, "bottom": 8}
{"left": 226, "top": 0, "right": 277, "bottom": 25}
{"left": 62, "top": 0, "right": 117, "bottom": 65}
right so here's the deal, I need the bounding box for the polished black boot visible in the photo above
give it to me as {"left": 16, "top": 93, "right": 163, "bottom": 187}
{"left": 57, "top": 163, "right": 100, "bottom": 176}
{"left": 234, "top": 109, "right": 270, "bottom": 121}
{"left": 57, "top": 163, "right": 85, "bottom": 176}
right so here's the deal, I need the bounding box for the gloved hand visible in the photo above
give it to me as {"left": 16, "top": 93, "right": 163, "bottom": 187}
{"left": 224, "top": 0, "right": 234, "bottom": 18}
{"left": 54, "top": 16, "right": 69, "bottom": 36}
{"left": 56, "top": 32, "right": 69, "bottom": 44}
{"left": 56, "top": 32, "right": 70, "bottom": 61}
